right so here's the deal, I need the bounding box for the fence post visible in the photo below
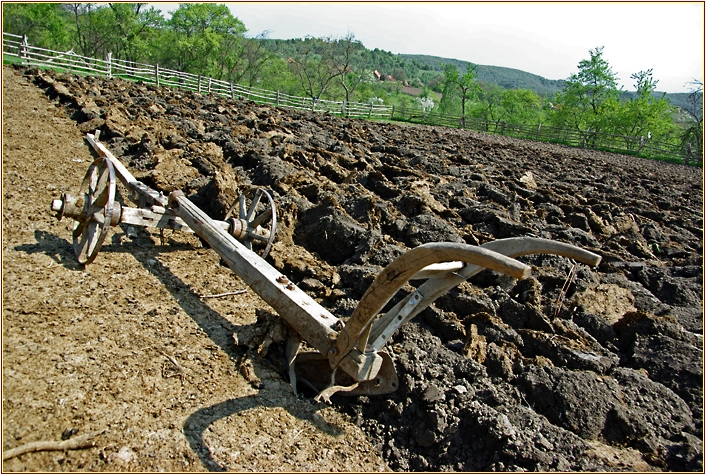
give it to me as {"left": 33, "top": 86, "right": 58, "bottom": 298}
{"left": 198, "top": 74, "right": 202, "bottom": 93}
{"left": 155, "top": 63, "right": 159, "bottom": 87}
{"left": 501, "top": 121, "right": 506, "bottom": 135}
{"left": 390, "top": 104, "right": 395, "bottom": 120}
{"left": 106, "top": 52, "right": 112, "bottom": 78}
{"left": 638, "top": 135, "right": 645, "bottom": 153}
{"left": 21, "top": 35, "right": 29, "bottom": 65}
{"left": 580, "top": 128, "right": 588, "bottom": 148}
{"left": 276, "top": 90, "right": 280, "bottom": 107}
{"left": 368, "top": 102, "right": 373, "bottom": 118}
{"left": 208, "top": 77, "right": 212, "bottom": 94}
{"left": 230, "top": 82, "right": 234, "bottom": 100}
{"left": 536, "top": 122, "right": 542, "bottom": 140}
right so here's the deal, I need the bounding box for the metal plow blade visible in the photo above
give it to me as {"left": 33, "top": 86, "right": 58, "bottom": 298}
{"left": 294, "top": 352, "right": 398, "bottom": 398}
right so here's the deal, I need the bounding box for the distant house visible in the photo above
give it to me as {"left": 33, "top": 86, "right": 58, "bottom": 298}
{"left": 373, "top": 70, "right": 396, "bottom": 82}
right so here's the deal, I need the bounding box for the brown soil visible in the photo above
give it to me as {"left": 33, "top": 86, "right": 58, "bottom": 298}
{"left": 2, "top": 66, "right": 387, "bottom": 471}
{"left": 2, "top": 64, "right": 703, "bottom": 472}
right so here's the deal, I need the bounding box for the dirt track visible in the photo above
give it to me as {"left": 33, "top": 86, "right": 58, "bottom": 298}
{"left": 2, "top": 64, "right": 703, "bottom": 471}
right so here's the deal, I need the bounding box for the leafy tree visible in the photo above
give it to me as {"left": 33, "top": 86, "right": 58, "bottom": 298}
{"left": 210, "top": 29, "right": 273, "bottom": 86}
{"left": 3, "top": 3, "right": 71, "bottom": 50}
{"left": 612, "top": 69, "right": 676, "bottom": 143}
{"left": 440, "top": 62, "right": 479, "bottom": 125}
{"left": 501, "top": 88, "right": 542, "bottom": 124}
{"left": 391, "top": 67, "right": 407, "bottom": 82}
{"left": 550, "top": 46, "right": 620, "bottom": 131}
{"left": 472, "top": 82, "right": 505, "bottom": 126}
{"left": 105, "top": 3, "right": 164, "bottom": 63}
{"left": 63, "top": 3, "right": 115, "bottom": 58}
{"left": 161, "top": 3, "right": 246, "bottom": 76}
{"left": 257, "top": 55, "right": 300, "bottom": 95}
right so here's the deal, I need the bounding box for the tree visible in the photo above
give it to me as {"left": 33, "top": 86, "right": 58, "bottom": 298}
{"left": 2, "top": 3, "right": 71, "bottom": 50}
{"left": 472, "top": 82, "right": 505, "bottom": 127}
{"left": 500, "top": 88, "right": 542, "bottom": 124}
{"left": 391, "top": 67, "right": 408, "bottom": 82}
{"left": 681, "top": 80, "right": 703, "bottom": 162}
{"left": 64, "top": 3, "right": 114, "bottom": 58}
{"left": 230, "top": 32, "right": 273, "bottom": 86}
{"left": 440, "top": 62, "right": 479, "bottom": 125}
{"left": 105, "top": 3, "right": 164, "bottom": 63}
{"left": 331, "top": 33, "right": 371, "bottom": 112}
{"left": 550, "top": 46, "right": 620, "bottom": 131}
{"left": 613, "top": 69, "right": 676, "bottom": 142}
{"left": 161, "top": 3, "right": 246, "bottom": 76}
{"left": 287, "top": 36, "right": 342, "bottom": 106}
{"left": 257, "top": 55, "right": 300, "bottom": 95}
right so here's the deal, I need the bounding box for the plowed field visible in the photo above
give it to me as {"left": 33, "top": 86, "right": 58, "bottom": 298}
{"left": 2, "top": 65, "right": 703, "bottom": 471}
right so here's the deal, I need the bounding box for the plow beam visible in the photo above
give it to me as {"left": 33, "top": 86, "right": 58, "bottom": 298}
{"left": 166, "top": 191, "right": 382, "bottom": 383}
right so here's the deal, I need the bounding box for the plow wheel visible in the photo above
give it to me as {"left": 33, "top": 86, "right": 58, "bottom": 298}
{"left": 225, "top": 188, "right": 277, "bottom": 258}
{"left": 72, "top": 156, "right": 118, "bottom": 265}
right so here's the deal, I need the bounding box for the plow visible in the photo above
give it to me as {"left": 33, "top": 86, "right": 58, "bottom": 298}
{"left": 51, "top": 133, "right": 602, "bottom": 401}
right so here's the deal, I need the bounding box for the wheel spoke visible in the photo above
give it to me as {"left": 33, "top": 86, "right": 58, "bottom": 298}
{"left": 250, "top": 208, "right": 272, "bottom": 228}
{"left": 93, "top": 168, "right": 110, "bottom": 208}
{"left": 245, "top": 189, "right": 262, "bottom": 222}
{"left": 226, "top": 187, "right": 277, "bottom": 258}
{"left": 238, "top": 194, "right": 247, "bottom": 220}
{"left": 250, "top": 233, "right": 269, "bottom": 242}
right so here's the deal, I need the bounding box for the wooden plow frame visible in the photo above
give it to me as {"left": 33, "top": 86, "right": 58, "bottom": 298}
{"left": 51, "top": 133, "right": 601, "bottom": 400}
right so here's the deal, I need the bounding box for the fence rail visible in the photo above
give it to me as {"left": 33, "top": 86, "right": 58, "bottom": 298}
{"left": 2, "top": 32, "right": 393, "bottom": 120}
{"left": 3, "top": 32, "right": 701, "bottom": 165}
{"left": 394, "top": 105, "right": 701, "bottom": 166}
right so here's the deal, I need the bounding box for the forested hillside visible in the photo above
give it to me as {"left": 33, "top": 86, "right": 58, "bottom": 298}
{"left": 399, "top": 54, "right": 565, "bottom": 95}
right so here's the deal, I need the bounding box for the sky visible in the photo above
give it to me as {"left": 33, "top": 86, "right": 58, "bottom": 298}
{"left": 153, "top": 2, "right": 704, "bottom": 93}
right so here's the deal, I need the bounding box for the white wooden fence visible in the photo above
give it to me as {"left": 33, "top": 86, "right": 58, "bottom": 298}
{"left": 2, "top": 32, "right": 394, "bottom": 120}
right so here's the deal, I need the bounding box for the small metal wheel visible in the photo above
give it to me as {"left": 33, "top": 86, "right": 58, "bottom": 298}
{"left": 225, "top": 188, "right": 277, "bottom": 257}
{"left": 73, "top": 156, "right": 118, "bottom": 264}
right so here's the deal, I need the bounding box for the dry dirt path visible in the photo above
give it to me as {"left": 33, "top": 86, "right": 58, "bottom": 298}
{"left": 2, "top": 66, "right": 387, "bottom": 471}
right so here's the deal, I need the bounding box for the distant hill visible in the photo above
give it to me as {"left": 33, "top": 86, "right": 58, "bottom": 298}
{"left": 258, "top": 39, "right": 691, "bottom": 107}
{"left": 399, "top": 54, "right": 565, "bottom": 95}
{"left": 619, "top": 91, "right": 699, "bottom": 120}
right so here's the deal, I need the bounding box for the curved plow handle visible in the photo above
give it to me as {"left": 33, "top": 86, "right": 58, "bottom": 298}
{"left": 367, "top": 237, "right": 601, "bottom": 352}
{"left": 329, "top": 242, "right": 532, "bottom": 368}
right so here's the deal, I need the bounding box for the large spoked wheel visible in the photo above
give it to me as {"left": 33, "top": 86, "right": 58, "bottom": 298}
{"left": 225, "top": 188, "right": 277, "bottom": 258}
{"left": 73, "top": 156, "right": 117, "bottom": 265}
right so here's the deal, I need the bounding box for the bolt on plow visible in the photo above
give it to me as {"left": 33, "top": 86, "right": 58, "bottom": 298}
{"left": 51, "top": 133, "right": 602, "bottom": 402}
